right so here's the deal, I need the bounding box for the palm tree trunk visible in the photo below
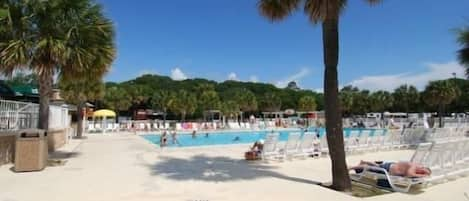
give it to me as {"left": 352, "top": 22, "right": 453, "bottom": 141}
{"left": 322, "top": 19, "right": 351, "bottom": 192}
{"left": 163, "top": 108, "right": 167, "bottom": 125}
{"left": 438, "top": 104, "right": 444, "bottom": 128}
{"left": 76, "top": 102, "right": 85, "bottom": 138}
{"left": 38, "top": 70, "right": 53, "bottom": 130}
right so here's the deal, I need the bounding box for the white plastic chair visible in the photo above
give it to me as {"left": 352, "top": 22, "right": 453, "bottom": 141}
{"left": 261, "top": 133, "right": 282, "bottom": 161}
{"left": 281, "top": 132, "right": 301, "bottom": 159}
{"left": 296, "top": 132, "right": 319, "bottom": 158}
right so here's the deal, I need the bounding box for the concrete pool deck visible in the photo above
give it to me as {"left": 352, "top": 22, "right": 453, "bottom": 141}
{"left": 1, "top": 134, "right": 468, "bottom": 201}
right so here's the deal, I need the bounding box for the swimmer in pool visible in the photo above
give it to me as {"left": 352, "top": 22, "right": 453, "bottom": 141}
{"left": 233, "top": 136, "right": 240, "bottom": 141}
{"left": 192, "top": 130, "right": 196, "bottom": 138}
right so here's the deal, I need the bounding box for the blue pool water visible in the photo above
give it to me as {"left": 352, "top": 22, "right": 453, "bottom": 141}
{"left": 141, "top": 128, "right": 387, "bottom": 147}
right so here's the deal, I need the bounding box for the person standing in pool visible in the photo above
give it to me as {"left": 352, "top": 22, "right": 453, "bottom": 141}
{"left": 160, "top": 131, "right": 168, "bottom": 147}
{"left": 171, "top": 130, "right": 179, "bottom": 145}
{"left": 192, "top": 130, "right": 197, "bottom": 138}
{"left": 205, "top": 133, "right": 209, "bottom": 138}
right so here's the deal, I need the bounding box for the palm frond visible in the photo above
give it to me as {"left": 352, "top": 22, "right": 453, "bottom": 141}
{"left": 456, "top": 27, "right": 469, "bottom": 77}
{"left": 365, "top": 0, "right": 382, "bottom": 6}
{"left": 304, "top": 0, "right": 346, "bottom": 23}
{"left": 258, "top": 0, "right": 300, "bottom": 22}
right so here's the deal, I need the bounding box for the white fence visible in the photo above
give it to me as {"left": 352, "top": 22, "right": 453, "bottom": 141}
{"left": 0, "top": 100, "right": 70, "bottom": 131}
{"left": 0, "top": 100, "right": 39, "bottom": 131}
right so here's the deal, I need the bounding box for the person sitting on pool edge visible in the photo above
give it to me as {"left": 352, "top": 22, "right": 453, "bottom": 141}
{"left": 244, "top": 140, "right": 264, "bottom": 160}
{"left": 349, "top": 160, "right": 431, "bottom": 178}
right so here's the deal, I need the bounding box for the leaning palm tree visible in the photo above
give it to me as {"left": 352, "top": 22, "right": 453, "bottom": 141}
{"left": 0, "top": 0, "right": 115, "bottom": 130}
{"left": 257, "top": 0, "right": 382, "bottom": 191}
{"left": 423, "top": 80, "right": 460, "bottom": 128}
{"left": 457, "top": 26, "right": 469, "bottom": 78}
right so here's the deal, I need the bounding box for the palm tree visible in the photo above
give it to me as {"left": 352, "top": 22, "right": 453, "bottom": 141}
{"left": 199, "top": 90, "right": 221, "bottom": 120}
{"left": 257, "top": 0, "right": 382, "bottom": 191}
{"left": 340, "top": 86, "right": 358, "bottom": 117}
{"left": 151, "top": 90, "right": 175, "bottom": 123}
{"left": 260, "top": 92, "right": 282, "bottom": 112}
{"left": 369, "top": 91, "right": 393, "bottom": 112}
{"left": 457, "top": 26, "right": 469, "bottom": 78}
{"left": 423, "top": 80, "right": 460, "bottom": 128}
{"left": 298, "top": 96, "right": 317, "bottom": 111}
{"left": 0, "top": 0, "right": 115, "bottom": 130}
{"left": 221, "top": 100, "right": 240, "bottom": 121}
{"left": 59, "top": 75, "right": 104, "bottom": 138}
{"left": 104, "top": 86, "right": 132, "bottom": 115}
{"left": 392, "top": 85, "right": 419, "bottom": 113}
{"left": 228, "top": 88, "right": 258, "bottom": 119}
{"left": 170, "top": 90, "right": 197, "bottom": 122}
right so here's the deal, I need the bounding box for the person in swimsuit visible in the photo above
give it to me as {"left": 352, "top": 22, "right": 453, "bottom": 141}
{"left": 170, "top": 130, "right": 179, "bottom": 145}
{"left": 244, "top": 140, "right": 264, "bottom": 160}
{"left": 349, "top": 160, "right": 431, "bottom": 178}
{"left": 160, "top": 131, "right": 168, "bottom": 147}
{"left": 191, "top": 130, "right": 197, "bottom": 138}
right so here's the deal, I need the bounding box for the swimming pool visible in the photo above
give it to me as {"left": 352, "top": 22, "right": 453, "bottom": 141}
{"left": 141, "top": 128, "right": 387, "bottom": 147}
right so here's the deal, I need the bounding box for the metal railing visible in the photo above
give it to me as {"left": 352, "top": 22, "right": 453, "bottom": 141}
{"left": 0, "top": 100, "right": 39, "bottom": 131}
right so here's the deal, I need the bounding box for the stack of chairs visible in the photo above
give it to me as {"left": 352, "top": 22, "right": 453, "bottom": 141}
{"left": 261, "top": 132, "right": 321, "bottom": 161}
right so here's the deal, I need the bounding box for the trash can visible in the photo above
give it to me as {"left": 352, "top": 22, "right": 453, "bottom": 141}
{"left": 14, "top": 129, "right": 48, "bottom": 172}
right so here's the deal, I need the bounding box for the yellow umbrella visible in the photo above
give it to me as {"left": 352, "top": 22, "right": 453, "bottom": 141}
{"left": 93, "top": 109, "right": 116, "bottom": 118}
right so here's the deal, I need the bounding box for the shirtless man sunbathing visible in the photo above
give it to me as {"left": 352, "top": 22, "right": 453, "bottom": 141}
{"left": 349, "top": 160, "right": 431, "bottom": 178}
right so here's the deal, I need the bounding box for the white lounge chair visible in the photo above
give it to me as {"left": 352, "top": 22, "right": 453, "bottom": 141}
{"left": 319, "top": 134, "right": 328, "bottom": 154}
{"left": 113, "top": 123, "right": 120, "bottom": 132}
{"left": 87, "top": 123, "right": 96, "bottom": 133}
{"left": 346, "top": 130, "right": 360, "bottom": 153}
{"left": 280, "top": 132, "right": 301, "bottom": 159}
{"left": 369, "top": 129, "right": 385, "bottom": 151}
{"left": 356, "top": 130, "right": 371, "bottom": 152}
{"left": 410, "top": 142, "right": 433, "bottom": 164}
{"left": 351, "top": 142, "right": 434, "bottom": 192}
{"left": 295, "top": 132, "right": 320, "bottom": 158}
{"left": 261, "top": 133, "right": 282, "bottom": 161}
{"left": 95, "top": 123, "right": 102, "bottom": 132}
{"left": 350, "top": 164, "right": 426, "bottom": 193}
{"left": 106, "top": 123, "right": 113, "bottom": 132}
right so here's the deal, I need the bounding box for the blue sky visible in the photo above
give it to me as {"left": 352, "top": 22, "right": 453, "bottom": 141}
{"left": 98, "top": 0, "right": 469, "bottom": 91}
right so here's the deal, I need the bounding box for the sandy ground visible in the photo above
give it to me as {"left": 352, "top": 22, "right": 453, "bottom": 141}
{"left": 1, "top": 134, "right": 468, "bottom": 201}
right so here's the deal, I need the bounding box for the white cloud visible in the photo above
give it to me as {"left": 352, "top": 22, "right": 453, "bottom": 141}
{"left": 313, "top": 88, "right": 323, "bottom": 93}
{"left": 249, "top": 75, "right": 259, "bottom": 83}
{"left": 348, "top": 61, "right": 465, "bottom": 91}
{"left": 227, "top": 72, "right": 238, "bottom": 81}
{"left": 171, "top": 68, "right": 188, "bottom": 80}
{"left": 275, "top": 67, "right": 311, "bottom": 88}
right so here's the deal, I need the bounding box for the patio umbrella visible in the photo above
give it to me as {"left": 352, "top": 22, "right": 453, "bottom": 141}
{"left": 93, "top": 109, "right": 116, "bottom": 134}
{"left": 93, "top": 109, "right": 116, "bottom": 118}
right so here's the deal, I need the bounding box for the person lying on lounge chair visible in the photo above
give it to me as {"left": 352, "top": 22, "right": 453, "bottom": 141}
{"left": 349, "top": 160, "right": 431, "bottom": 178}
{"left": 244, "top": 140, "right": 264, "bottom": 160}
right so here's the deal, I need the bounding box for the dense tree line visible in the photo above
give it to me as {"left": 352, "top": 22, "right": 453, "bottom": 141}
{"left": 102, "top": 74, "right": 322, "bottom": 120}
{"left": 339, "top": 79, "right": 468, "bottom": 117}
